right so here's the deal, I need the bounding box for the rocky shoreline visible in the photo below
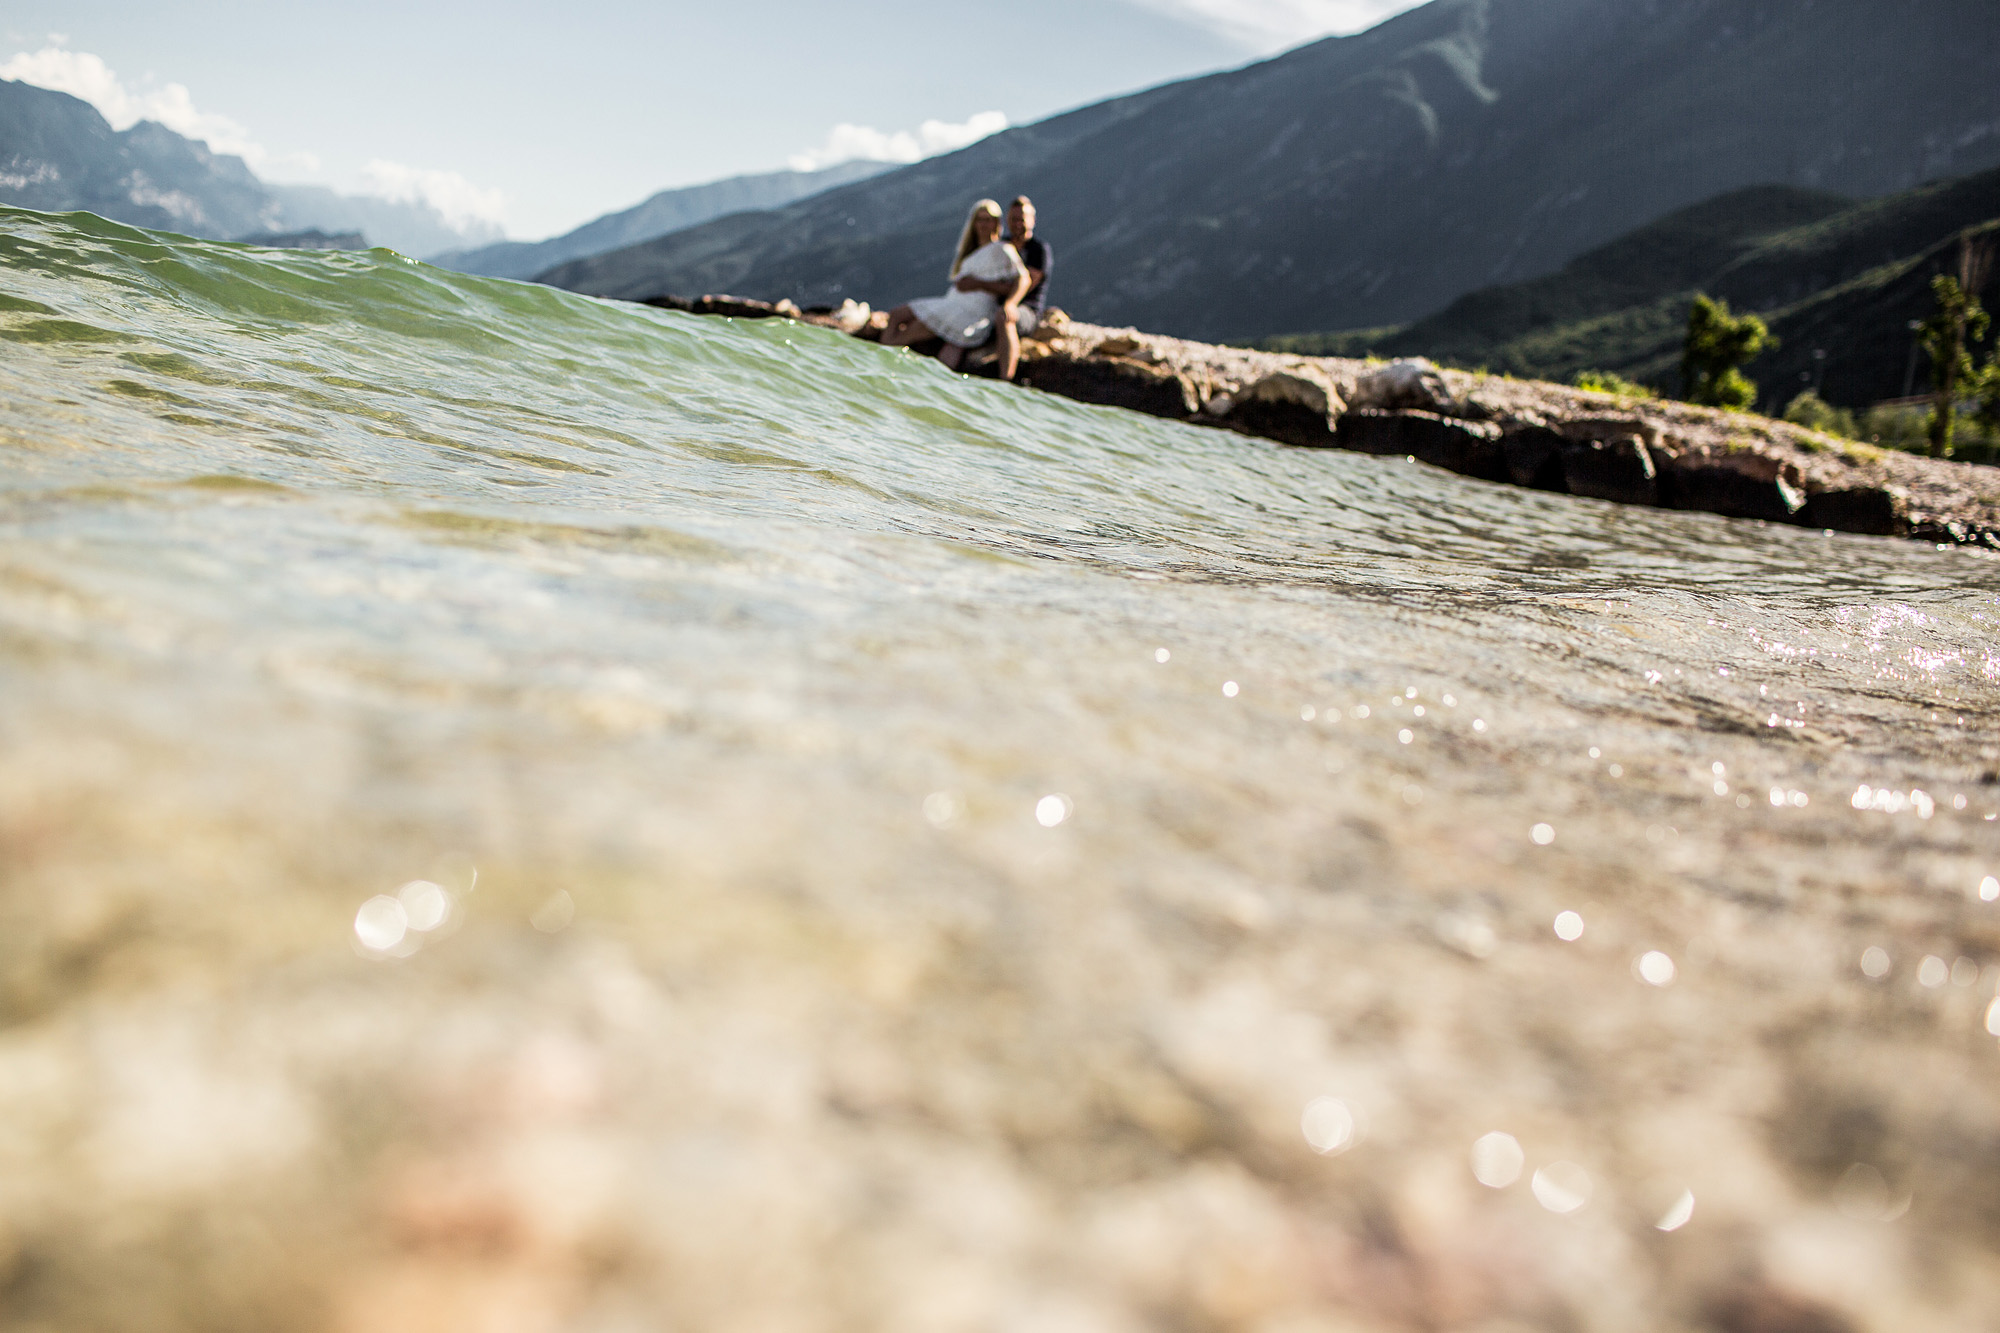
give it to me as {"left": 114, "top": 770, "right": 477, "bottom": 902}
{"left": 639, "top": 292, "right": 2000, "bottom": 549}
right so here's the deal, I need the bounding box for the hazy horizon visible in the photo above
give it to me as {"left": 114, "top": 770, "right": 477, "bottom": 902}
{"left": 1, "top": 1, "right": 1427, "bottom": 242}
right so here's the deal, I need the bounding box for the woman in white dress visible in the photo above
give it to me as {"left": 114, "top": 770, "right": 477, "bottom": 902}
{"left": 880, "top": 198, "right": 1031, "bottom": 378}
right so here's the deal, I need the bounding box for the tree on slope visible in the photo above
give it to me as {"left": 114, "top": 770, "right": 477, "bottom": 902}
{"left": 1969, "top": 351, "right": 2000, "bottom": 441}
{"left": 1681, "top": 295, "right": 1772, "bottom": 410}
{"left": 1920, "top": 235, "right": 1993, "bottom": 458}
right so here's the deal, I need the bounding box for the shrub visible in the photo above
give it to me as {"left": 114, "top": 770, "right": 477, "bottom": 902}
{"left": 1863, "top": 403, "right": 1934, "bottom": 451}
{"left": 1708, "top": 366, "right": 1758, "bottom": 410}
{"left": 1920, "top": 271, "right": 1990, "bottom": 456}
{"left": 1783, "top": 390, "right": 1858, "bottom": 439}
{"left": 1974, "top": 355, "right": 2000, "bottom": 437}
{"left": 1862, "top": 401, "right": 2000, "bottom": 465}
{"left": 1681, "top": 294, "right": 1773, "bottom": 407}
{"left": 1572, "top": 369, "right": 1656, "bottom": 398}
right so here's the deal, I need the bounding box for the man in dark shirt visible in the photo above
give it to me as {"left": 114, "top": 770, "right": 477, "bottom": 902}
{"left": 1004, "top": 196, "right": 1051, "bottom": 330}
{"left": 953, "top": 195, "right": 1051, "bottom": 378}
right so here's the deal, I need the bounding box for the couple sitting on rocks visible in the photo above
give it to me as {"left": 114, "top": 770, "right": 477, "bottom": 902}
{"left": 878, "top": 195, "right": 1051, "bottom": 380}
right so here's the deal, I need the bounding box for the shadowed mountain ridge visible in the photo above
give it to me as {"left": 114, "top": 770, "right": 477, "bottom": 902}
{"left": 1268, "top": 164, "right": 2000, "bottom": 408}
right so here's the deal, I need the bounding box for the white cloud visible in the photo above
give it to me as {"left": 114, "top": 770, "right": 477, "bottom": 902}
{"left": 0, "top": 43, "right": 502, "bottom": 234}
{"left": 360, "top": 160, "right": 508, "bottom": 233}
{"left": 788, "top": 110, "right": 1009, "bottom": 172}
{"left": 0, "top": 43, "right": 305, "bottom": 168}
{"left": 1120, "top": 0, "right": 1426, "bottom": 52}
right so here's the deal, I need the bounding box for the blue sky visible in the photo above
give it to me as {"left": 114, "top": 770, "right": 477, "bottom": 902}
{"left": 1, "top": 1, "right": 1425, "bottom": 240}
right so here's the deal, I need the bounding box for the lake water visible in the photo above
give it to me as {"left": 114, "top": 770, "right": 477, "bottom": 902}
{"left": 4, "top": 205, "right": 1999, "bottom": 1332}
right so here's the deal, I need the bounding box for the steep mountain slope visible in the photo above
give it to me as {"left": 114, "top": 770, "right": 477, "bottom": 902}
{"left": 536, "top": 80, "right": 1184, "bottom": 304}
{"left": 1278, "top": 185, "right": 1857, "bottom": 362}
{"left": 540, "top": 0, "right": 2000, "bottom": 343}
{"left": 1277, "top": 165, "right": 2000, "bottom": 407}
{"left": 0, "top": 77, "right": 491, "bottom": 254}
{"left": 0, "top": 78, "right": 276, "bottom": 239}
{"left": 1749, "top": 223, "right": 2000, "bottom": 408}
{"left": 430, "top": 160, "right": 893, "bottom": 280}
{"left": 1, "top": 74, "right": 886, "bottom": 263}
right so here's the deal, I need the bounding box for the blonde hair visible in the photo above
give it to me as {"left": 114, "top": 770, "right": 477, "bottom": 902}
{"left": 948, "top": 198, "right": 1004, "bottom": 280}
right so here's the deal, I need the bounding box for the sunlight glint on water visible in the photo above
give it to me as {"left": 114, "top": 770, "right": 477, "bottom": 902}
{"left": 4, "top": 206, "right": 2000, "bottom": 1331}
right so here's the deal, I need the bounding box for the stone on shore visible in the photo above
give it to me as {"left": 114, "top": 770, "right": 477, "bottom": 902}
{"left": 652, "top": 294, "right": 797, "bottom": 319}
{"left": 626, "top": 292, "right": 2000, "bottom": 549}
{"left": 999, "top": 318, "right": 1998, "bottom": 546}
{"left": 1225, "top": 368, "right": 1347, "bottom": 447}
{"left": 1499, "top": 425, "right": 1570, "bottom": 490}
{"left": 1015, "top": 350, "right": 1201, "bottom": 420}
{"left": 1349, "top": 357, "right": 1454, "bottom": 414}
{"left": 1799, "top": 485, "right": 1909, "bottom": 535}
{"left": 1660, "top": 446, "right": 1807, "bottom": 523}
{"left": 1336, "top": 409, "right": 1507, "bottom": 482}
{"left": 1551, "top": 420, "right": 1661, "bottom": 506}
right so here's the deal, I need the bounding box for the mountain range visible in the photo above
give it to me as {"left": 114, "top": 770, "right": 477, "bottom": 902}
{"left": 428, "top": 160, "right": 893, "bottom": 280}
{"left": 537, "top": 0, "right": 2000, "bottom": 345}
{"left": 0, "top": 77, "right": 494, "bottom": 255}
{"left": 9, "top": 0, "right": 2000, "bottom": 365}
{"left": 0, "top": 76, "right": 278, "bottom": 240}
{"left": 1, "top": 75, "right": 906, "bottom": 264}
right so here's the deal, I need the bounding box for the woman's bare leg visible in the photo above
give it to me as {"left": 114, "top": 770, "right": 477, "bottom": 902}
{"left": 996, "top": 310, "right": 1021, "bottom": 381}
{"left": 879, "top": 305, "right": 934, "bottom": 348}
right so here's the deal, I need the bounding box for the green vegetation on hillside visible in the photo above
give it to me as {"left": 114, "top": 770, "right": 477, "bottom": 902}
{"left": 1571, "top": 370, "right": 1655, "bottom": 399}
{"left": 1782, "top": 391, "right": 1858, "bottom": 440}
{"left": 1260, "top": 167, "right": 2000, "bottom": 422}
{"left": 1782, "top": 390, "right": 2000, "bottom": 466}
{"left": 1974, "top": 356, "right": 2000, "bottom": 437}
{"left": 1258, "top": 327, "right": 1405, "bottom": 359}
{"left": 1919, "top": 240, "right": 1993, "bottom": 455}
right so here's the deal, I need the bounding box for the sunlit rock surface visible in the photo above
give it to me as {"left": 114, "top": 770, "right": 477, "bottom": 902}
{"left": 1006, "top": 318, "right": 2000, "bottom": 548}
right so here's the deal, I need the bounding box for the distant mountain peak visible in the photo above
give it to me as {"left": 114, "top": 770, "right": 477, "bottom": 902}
{"left": 0, "top": 77, "right": 506, "bottom": 256}
{"left": 430, "top": 160, "right": 896, "bottom": 281}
